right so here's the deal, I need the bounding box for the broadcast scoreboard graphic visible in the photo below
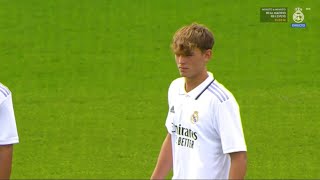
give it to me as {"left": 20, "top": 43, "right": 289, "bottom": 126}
{"left": 260, "top": 7, "right": 310, "bottom": 28}
{"left": 260, "top": 7, "right": 288, "bottom": 22}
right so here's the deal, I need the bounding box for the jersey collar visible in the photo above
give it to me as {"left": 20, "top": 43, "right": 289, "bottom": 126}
{"left": 179, "top": 72, "right": 215, "bottom": 100}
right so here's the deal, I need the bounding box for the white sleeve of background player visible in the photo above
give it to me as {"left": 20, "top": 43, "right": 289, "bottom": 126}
{"left": 0, "top": 95, "right": 19, "bottom": 145}
{"left": 215, "top": 98, "right": 246, "bottom": 154}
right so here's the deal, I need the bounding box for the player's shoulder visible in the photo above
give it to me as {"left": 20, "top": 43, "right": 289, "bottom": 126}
{"left": 168, "top": 77, "right": 184, "bottom": 92}
{"left": 169, "top": 77, "right": 184, "bottom": 88}
{"left": 0, "top": 83, "right": 11, "bottom": 103}
{"left": 207, "top": 79, "right": 236, "bottom": 104}
{"left": 167, "top": 77, "right": 184, "bottom": 100}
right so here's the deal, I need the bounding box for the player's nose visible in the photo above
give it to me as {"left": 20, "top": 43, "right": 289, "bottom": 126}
{"left": 177, "top": 55, "right": 186, "bottom": 64}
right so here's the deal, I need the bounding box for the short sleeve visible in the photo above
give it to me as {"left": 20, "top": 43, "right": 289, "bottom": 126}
{"left": 0, "top": 94, "right": 19, "bottom": 145}
{"left": 215, "top": 98, "right": 246, "bottom": 154}
{"left": 165, "top": 110, "right": 174, "bottom": 134}
{"left": 165, "top": 81, "right": 174, "bottom": 134}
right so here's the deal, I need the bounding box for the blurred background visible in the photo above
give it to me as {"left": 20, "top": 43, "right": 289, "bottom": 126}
{"left": 0, "top": 0, "right": 319, "bottom": 178}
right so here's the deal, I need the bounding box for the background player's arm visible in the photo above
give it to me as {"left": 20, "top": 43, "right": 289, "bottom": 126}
{"left": 151, "top": 133, "right": 172, "bottom": 179}
{"left": 229, "top": 151, "right": 247, "bottom": 179}
{"left": 0, "top": 144, "right": 13, "bottom": 179}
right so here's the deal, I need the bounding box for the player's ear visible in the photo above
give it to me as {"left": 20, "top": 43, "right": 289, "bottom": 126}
{"left": 204, "top": 49, "right": 212, "bottom": 62}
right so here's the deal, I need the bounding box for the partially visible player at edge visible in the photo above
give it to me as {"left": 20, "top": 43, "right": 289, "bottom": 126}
{"left": 151, "top": 23, "right": 247, "bottom": 179}
{"left": 0, "top": 83, "right": 19, "bottom": 180}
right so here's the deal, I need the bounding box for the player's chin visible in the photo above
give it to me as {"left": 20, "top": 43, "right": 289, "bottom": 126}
{"left": 179, "top": 70, "right": 193, "bottom": 77}
{"left": 179, "top": 72, "right": 187, "bottom": 77}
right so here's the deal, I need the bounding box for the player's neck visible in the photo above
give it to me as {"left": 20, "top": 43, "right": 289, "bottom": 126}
{"left": 184, "top": 71, "right": 208, "bottom": 93}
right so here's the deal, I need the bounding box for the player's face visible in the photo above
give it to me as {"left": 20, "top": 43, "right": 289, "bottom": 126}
{"left": 175, "top": 48, "right": 211, "bottom": 79}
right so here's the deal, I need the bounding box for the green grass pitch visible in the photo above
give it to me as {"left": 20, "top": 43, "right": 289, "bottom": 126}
{"left": 0, "top": 0, "right": 319, "bottom": 179}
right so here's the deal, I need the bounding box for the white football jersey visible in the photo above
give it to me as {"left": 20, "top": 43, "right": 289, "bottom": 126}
{"left": 0, "top": 83, "right": 19, "bottom": 145}
{"left": 165, "top": 72, "right": 246, "bottom": 179}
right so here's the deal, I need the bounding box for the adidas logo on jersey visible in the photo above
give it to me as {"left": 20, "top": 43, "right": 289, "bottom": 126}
{"left": 170, "top": 106, "right": 175, "bottom": 113}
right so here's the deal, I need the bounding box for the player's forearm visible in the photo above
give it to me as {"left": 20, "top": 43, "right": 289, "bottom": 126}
{"left": 151, "top": 160, "right": 172, "bottom": 180}
{"left": 229, "top": 151, "right": 247, "bottom": 180}
{"left": 0, "top": 145, "right": 13, "bottom": 180}
{"left": 151, "top": 134, "right": 173, "bottom": 180}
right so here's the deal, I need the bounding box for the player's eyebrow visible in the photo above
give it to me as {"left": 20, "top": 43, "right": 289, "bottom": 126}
{"left": 174, "top": 48, "right": 194, "bottom": 56}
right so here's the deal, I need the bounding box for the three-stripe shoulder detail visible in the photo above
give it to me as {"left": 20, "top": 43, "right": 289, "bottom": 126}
{"left": 0, "top": 84, "right": 11, "bottom": 97}
{"left": 207, "top": 82, "right": 229, "bottom": 102}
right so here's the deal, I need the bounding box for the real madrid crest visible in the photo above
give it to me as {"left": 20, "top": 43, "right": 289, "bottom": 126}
{"left": 191, "top": 111, "right": 199, "bottom": 124}
{"left": 293, "top": 7, "right": 304, "bottom": 23}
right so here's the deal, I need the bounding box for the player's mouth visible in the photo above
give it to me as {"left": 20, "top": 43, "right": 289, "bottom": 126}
{"left": 179, "top": 67, "right": 188, "bottom": 71}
